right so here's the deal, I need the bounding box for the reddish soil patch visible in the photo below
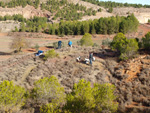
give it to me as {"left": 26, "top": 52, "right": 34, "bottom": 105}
{"left": 22, "top": 46, "right": 50, "bottom": 53}
{"left": 126, "top": 102, "right": 150, "bottom": 109}
{"left": 0, "top": 33, "right": 7, "bottom": 36}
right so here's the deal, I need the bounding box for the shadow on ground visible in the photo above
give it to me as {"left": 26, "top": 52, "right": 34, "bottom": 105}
{"left": 0, "top": 51, "right": 12, "bottom": 55}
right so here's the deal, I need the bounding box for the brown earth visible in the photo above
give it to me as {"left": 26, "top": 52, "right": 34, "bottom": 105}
{"left": 0, "top": 45, "right": 150, "bottom": 112}
{"left": 0, "top": 23, "right": 150, "bottom": 61}
{"left": 0, "top": 5, "right": 50, "bottom": 19}
{"left": 0, "top": 0, "right": 150, "bottom": 24}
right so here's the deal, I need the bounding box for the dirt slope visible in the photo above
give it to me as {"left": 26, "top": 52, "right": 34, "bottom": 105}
{"left": 0, "top": 0, "right": 150, "bottom": 23}
{"left": 113, "top": 7, "right": 150, "bottom": 23}
{"left": 0, "top": 5, "right": 50, "bottom": 19}
{"left": 0, "top": 46, "right": 150, "bottom": 112}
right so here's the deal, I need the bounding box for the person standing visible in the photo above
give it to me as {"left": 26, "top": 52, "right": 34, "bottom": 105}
{"left": 58, "top": 41, "right": 62, "bottom": 49}
{"left": 89, "top": 52, "right": 93, "bottom": 66}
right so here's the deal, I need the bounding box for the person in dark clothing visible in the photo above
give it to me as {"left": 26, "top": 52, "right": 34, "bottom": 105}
{"left": 89, "top": 52, "right": 93, "bottom": 66}
{"left": 58, "top": 41, "right": 62, "bottom": 49}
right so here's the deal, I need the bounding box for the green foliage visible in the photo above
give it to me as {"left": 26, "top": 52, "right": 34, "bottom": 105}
{"left": 119, "top": 14, "right": 139, "bottom": 33}
{"left": 14, "top": 26, "right": 19, "bottom": 32}
{"left": 98, "top": 8, "right": 102, "bottom": 12}
{"left": 35, "top": 0, "right": 40, "bottom": 9}
{"left": 81, "top": 0, "right": 150, "bottom": 8}
{"left": 80, "top": 33, "right": 93, "bottom": 46}
{"left": 64, "top": 79, "right": 118, "bottom": 113}
{"left": 64, "top": 79, "right": 95, "bottom": 112}
{"left": 135, "top": 38, "right": 142, "bottom": 49}
{"left": 37, "top": 0, "right": 95, "bottom": 21}
{"left": 44, "top": 49, "right": 59, "bottom": 60}
{"left": 108, "top": 7, "right": 113, "bottom": 13}
{"left": 0, "top": 80, "right": 26, "bottom": 112}
{"left": 142, "top": 32, "right": 150, "bottom": 50}
{"left": 0, "top": 13, "right": 138, "bottom": 36}
{"left": 93, "top": 83, "right": 118, "bottom": 112}
{"left": 111, "top": 33, "right": 139, "bottom": 60}
{"left": 20, "top": 22, "right": 25, "bottom": 32}
{"left": 119, "top": 39, "right": 139, "bottom": 60}
{"left": 111, "top": 33, "right": 127, "bottom": 53}
{"left": 40, "top": 103, "right": 61, "bottom": 113}
{"left": 148, "top": 19, "right": 150, "bottom": 24}
{"left": 47, "top": 14, "right": 138, "bottom": 35}
{"left": 33, "top": 76, "right": 66, "bottom": 110}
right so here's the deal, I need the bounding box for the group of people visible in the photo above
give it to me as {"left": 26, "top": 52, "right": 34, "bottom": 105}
{"left": 58, "top": 40, "right": 72, "bottom": 49}
{"left": 58, "top": 40, "right": 94, "bottom": 66}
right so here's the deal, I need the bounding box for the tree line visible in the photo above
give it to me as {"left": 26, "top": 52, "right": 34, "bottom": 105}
{"left": 82, "top": 0, "right": 150, "bottom": 8}
{"left": 0, "top": 14, "right": 139, "bottom": 35}
{"left": 46, "top": 14, "right": 139, "bottom": 35}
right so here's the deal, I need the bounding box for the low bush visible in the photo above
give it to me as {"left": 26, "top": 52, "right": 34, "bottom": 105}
{"left": 44, "top": 49, "right": 59, "bottom": 60}
{"left": 80, "top": 33, "right": 93, "bottom": 46}
{"left": 0, "top": 80, "right": 26, "bottom": 112}
{"left": 119, "top": 38, "right": 139, "bottom": 60}
{"left": 64, "top": 79, "right": 118, "bottom": 113}
{"left": 111, "top": 33, "right": 139, "bottom": 60}
{"left": 142, "top": 32, "right": 150, "bottom": 50}
{"left": 33, "top": 76, "right": 66, "bottom": 105}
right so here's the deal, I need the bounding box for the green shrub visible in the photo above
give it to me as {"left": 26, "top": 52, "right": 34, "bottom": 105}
{"left": 40, "top": 103, "right": 61, "bottom": 113}
{"left": 80, "top": 33, "right": 93, "bottom": 46}
{"left": 98, "top": 8, "right": 102, "bottom": 12}
{"left": 142, "top": 32, "right": 150, "bottom": 50}
{"left": 33, "top": 76, "right": 66, "bottom": 106}
{"left": 108, "top": 7, "right": 113, "bottom": 13}
{"left": 44, "top": 49, "right": 59, "bottom": 60}
{"left": 64, "top": 79, "right": 118, "bottom": 113}
{"left": 119, "top": 39, "right": 139, "bottom": 60}
{"left": 148, "top": 19, "right": 150, "bottom": 24}
{"left": 93, "top": 83, "right": 118, "bottom": 112}
{"left": 0, "top": 80, "right": 26, "bottom": 112}
{"left": 64, "top": 79, "right": 95, "bottom": 113}
{"left": 111, "top": 33, "right": 139, "bottom": 60}
{"left": 135, "top": 38, "right": 142, "bottom": 49}
{"left": 110, "top": 33, "right": 127, "bottom": 53}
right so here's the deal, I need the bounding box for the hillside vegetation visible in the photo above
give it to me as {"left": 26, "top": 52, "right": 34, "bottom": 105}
{"left": 0, "top": 13, "right": 139, "bottom": 35}
{"left": 0, "top": 0, "right": 96, "bottom": 21}
{"left": 82, "top": 0, "right": 150, "bottom": 8}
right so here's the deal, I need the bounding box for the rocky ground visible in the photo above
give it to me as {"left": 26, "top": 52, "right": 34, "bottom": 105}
{"left": 0, "top": 46, "right": 150, "bottom": 112}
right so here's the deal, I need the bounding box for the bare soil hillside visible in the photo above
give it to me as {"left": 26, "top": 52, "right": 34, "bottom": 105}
{"left": 0, "top": 46, "right": 150, "bottom": 112}
{"left": 0, "top": 5, "right": 50, "bottom": 19}
{"left": 113, "top": 7, "right": 150, "bottom": 23}
{"left": 0, "top": 0, "right": 150, "bottom": 23}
